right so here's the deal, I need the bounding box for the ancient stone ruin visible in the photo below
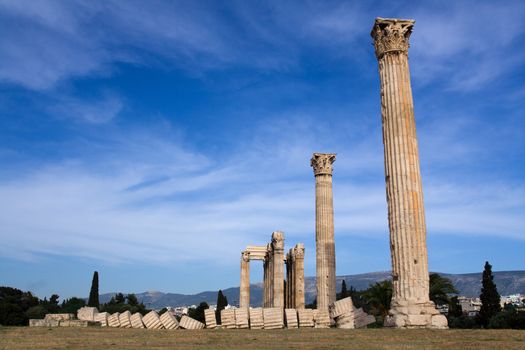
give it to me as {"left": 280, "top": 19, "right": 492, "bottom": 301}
{"left": 311, "top": 153, "right": 337, "bottom": 310}
{"left": 29, "top": 17, "right": 446, "bottom": 332}
{"left": 371, "top": 17, "right": 448, "bottom": 329}
{"left": 240, "top": 231, "right": 305, "bottom": 309}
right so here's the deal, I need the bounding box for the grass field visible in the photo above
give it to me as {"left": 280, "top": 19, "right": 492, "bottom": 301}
{"left": 1, "top": 327, "right": 524, "bottom": 350}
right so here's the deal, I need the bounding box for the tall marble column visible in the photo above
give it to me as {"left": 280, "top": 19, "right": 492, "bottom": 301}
{"left": 371, "top": 17, "right": 447, "bottom": 328}
{"left": 271, "top": 231, "right": 285, "bottom": 308}
{"left": 294, "top": 243, "right": 305, "bottom": 309}
{"left": 311, "top": 153, "right": 336, "bottom": 310}
{"left": 239, "top": 251, "right": 250, "bottom": 308}
{"left": 263, "top": 258, "right": 269, "bottom": 307}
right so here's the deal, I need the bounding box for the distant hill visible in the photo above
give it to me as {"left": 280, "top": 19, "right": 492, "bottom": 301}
{"left": 98, "top": 270, "right": 525, "bottom": 309}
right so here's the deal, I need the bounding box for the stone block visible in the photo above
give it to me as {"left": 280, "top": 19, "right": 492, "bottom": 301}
{"left": 354, "top": 313, "right": 375, "bottom": 329}
{"left": 107, "top": 313, "right": 121, "bottom": 328}
{"left": 313, "top": 309, "right": 331, "bottom": 328}
{"left": 118, "top": 310, "right": 132, "bottom": 328}
{"left": 59, "top": 320, "right": 99, "bottom": 327}
{"left": 142, "top": 311, "right": 164, "bottom": 329}
{"left": 159, "top": 311, "right": 179, "bottom": 330}
{"left": 130, "top": 313, "right": 145, "bottom": 328}
{"left": 335, "top": 313, "right": 354, "bottom": 329}
{"left": 284, "top": 309, "right": 298, "bottom": 329}
{"left": 406, "top": 314, "right": 431, "bottom": 327}
{"left": 234, "top": 308, "right": 249, "bottom": 329}
{"left": 204, "top": 309, "right": 217, "bottom": 329}
{"left": 94, "top": 312, "right": 108, "bottom": 327}
{"left": 249, "top": 308, "right": 264, "bottom": 329}
{"left": 220, "top": 309, "right": 236, "bottom": 329}
{"left": 29, "top": 319, "right": 59, "bottom": 327}
{"left": 329, "top": 297, "right": 353, "bottom": 319}
{"left": 263, "top": 308, "right": 283, "bottom": 329}
{"left": 431, "top": 314, "right": 448, "bottom": 329}
{"left": 297, "top": 309, "right": 314, "bottom": 328}
{"left": 44, "top": 314, "right": 75, "bottom": 321}
{"left": 77, "top": 306, "right": 98, "bottom": 321}
{"left": 179, "top": 315, "right": 205, "bottom": 330}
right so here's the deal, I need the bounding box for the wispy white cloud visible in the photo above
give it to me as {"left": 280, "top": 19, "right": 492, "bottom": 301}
{"left": 0, "top": 112, "right": 523, "bottom": 265}
{"left": 49, "top": 94, "right": 123, "bottom": 124}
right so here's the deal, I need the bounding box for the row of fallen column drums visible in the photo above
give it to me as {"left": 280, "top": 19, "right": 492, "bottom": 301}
{"left": 94, "top": 297, "right": 375, "bottom": 330}
{"left": 213, "top": 297, "right": 375, "bottom": 330}
{"left": 95, "top": 310, "right": 204, "bottom": 330}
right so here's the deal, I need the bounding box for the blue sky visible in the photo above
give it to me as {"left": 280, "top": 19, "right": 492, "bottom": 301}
{"left": 0, "top": 0, "right": 524, "bottom": 300}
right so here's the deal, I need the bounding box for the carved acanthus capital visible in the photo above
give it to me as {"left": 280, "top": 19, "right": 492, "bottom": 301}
{"left": 271, "top": 231, "right": 285, "bottom": 250}
{"left": 241, "top": 251, "right": 250, "bottom": 262}
{"left": 311, "top": 153, "right": 336, "bottom": 176}
{"left": 371, "top": 17, "right": 415, "bottom": 59}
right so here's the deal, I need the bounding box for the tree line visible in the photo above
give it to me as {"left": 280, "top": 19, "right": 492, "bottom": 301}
{"left": 2, "top": 263, "right": 523, "bottom": 328}
{"left": 331, "top": 261, "right": 524, "bottom": 329}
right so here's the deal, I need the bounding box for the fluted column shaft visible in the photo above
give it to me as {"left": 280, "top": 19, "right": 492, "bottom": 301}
{"left": 373, "top": 20, "right": 430, "bottom": 306}
{"left": 294, "top": 244, "right": 305, "bottom": 309}
{"left": 263, "top": 259, "right": 268, "bottom": 307}
{"left": 239, "top": 252, "right": 250, "bottom": 308}
{"left": 311, "top": 153, "right": 336, "bottom": 310}
{"left": 271, "top": 232, "right": 285, "bottom": 308}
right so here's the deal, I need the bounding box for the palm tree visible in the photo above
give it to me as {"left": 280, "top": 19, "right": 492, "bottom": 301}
{"left": 363, "top": 280, "right": 392, "bottom": 318}
{"left": 429, "top": 273, "right": 458, "bottom": 306}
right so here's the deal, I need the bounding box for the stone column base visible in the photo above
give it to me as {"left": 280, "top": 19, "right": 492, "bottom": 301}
{"left": 384, "top": 301, "right": 448, "bottom": 329}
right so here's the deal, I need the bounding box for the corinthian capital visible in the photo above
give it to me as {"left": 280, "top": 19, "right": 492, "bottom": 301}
{"left": 241, "top": 251, "right": 250, "bottom": 262}
{"left": 371, "top": 17, "right": 415, "bottom": 59}
{"left": 311, "top": 153, "right": 336, "bottom": 176}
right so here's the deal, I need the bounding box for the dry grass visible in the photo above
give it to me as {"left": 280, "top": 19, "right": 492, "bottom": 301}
{"left": 1, "top": 327, "right": 524, "bottom": 350}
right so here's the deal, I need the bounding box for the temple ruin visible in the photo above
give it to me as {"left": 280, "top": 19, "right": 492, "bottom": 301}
{"left": 240, "top": 231, "right": 305, "bottom": 309}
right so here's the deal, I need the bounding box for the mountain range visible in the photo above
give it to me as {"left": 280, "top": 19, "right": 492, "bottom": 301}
{"left": 97, "top": 270, "right": 525, "bottom": 309}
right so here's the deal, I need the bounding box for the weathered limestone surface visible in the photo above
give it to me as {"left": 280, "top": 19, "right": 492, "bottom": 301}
{"left": 220, "top": 309, "right": 236, "bottom": 329}
{"left": 180, "top": 315, "right": 205, "bottom": 330}
{"left": 159, "top": 311, "right": 179, "bottom": 330}
{"left": 118, "top": 310, "right": 132, "bottom": 328}
{"left": 107, "top": 312, "right": 120, "bottom": 328}
{"left": 263, "top": 308, "right": 284, "bottom": 329}
{"left": 284, "top": 309, "right": 298, "bottom": 329}
{"left": 371, "top": 17, "right": 447, "bottom": 329}
{"left": 239, "top": 251, "right": 250, "bottom": 308}
{"left": 329, "top": 297, "right": 354, "bottom": 319}
{"left": 249, "top": 308, "right": 264, "bottom": 329}
{"left": 204, "top": 309, "right": 217, "bottom": 329}
{"left": 313, "top": 309, "right": 331, "bottom": 328}
{"left": 29, "top": 319, "right": 59, "bottom": 327}
{"left": 285, "top": 244, "right": 305, "bottom": 309}
{"left": 59, "top": 320, "right": 99, "bottom": 327}
{"left": 311, "top": 153, "right": 337, "bottom": 310}
{"left": 30, "top": 319, "right": 99, "bottom": 327}
{"left": 234, "top": 308, "right": 249, "bottom": 329}
{"left": 130, "top": 313, "right": 145, "bottom": 328}
{"left": 77, "top": 307, "right": 98, "bottom": 321}
{"left": 354, "top": 308, "right": 376, "bottom": 329}
{"left": 297, "top": 309, "right": 315, "bottom": 328}
{"left": 142, "top": 311, "right": 164, "bottom": 329}
{"left": 271, "top": 232, "right": 285, "bottom": 308}
{"left": 44, "top": 314, "right": 75, "bottom": 321}
{"left": 95, "top": 312, "right": 108, "bottom": 327}
{"left": 335, "top": 313, "right": 354, "bottom": 329}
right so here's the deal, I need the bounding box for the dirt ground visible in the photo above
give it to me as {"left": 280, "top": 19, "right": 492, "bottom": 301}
{"left": 1, "top": 327, "right": 524, "bottom": 350}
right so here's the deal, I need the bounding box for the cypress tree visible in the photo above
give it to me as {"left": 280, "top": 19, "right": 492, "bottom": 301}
{"left": 478, "top": 261, "right": 501, "bottom": 327}
{"left": 88, "top": 271, "right": 100, "bottom": 308}
{"left": 341, "top": 280, "right": 349, "bottom": 298}
{"left": 215, "top": 290, "right": 228, "bottom": 324}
